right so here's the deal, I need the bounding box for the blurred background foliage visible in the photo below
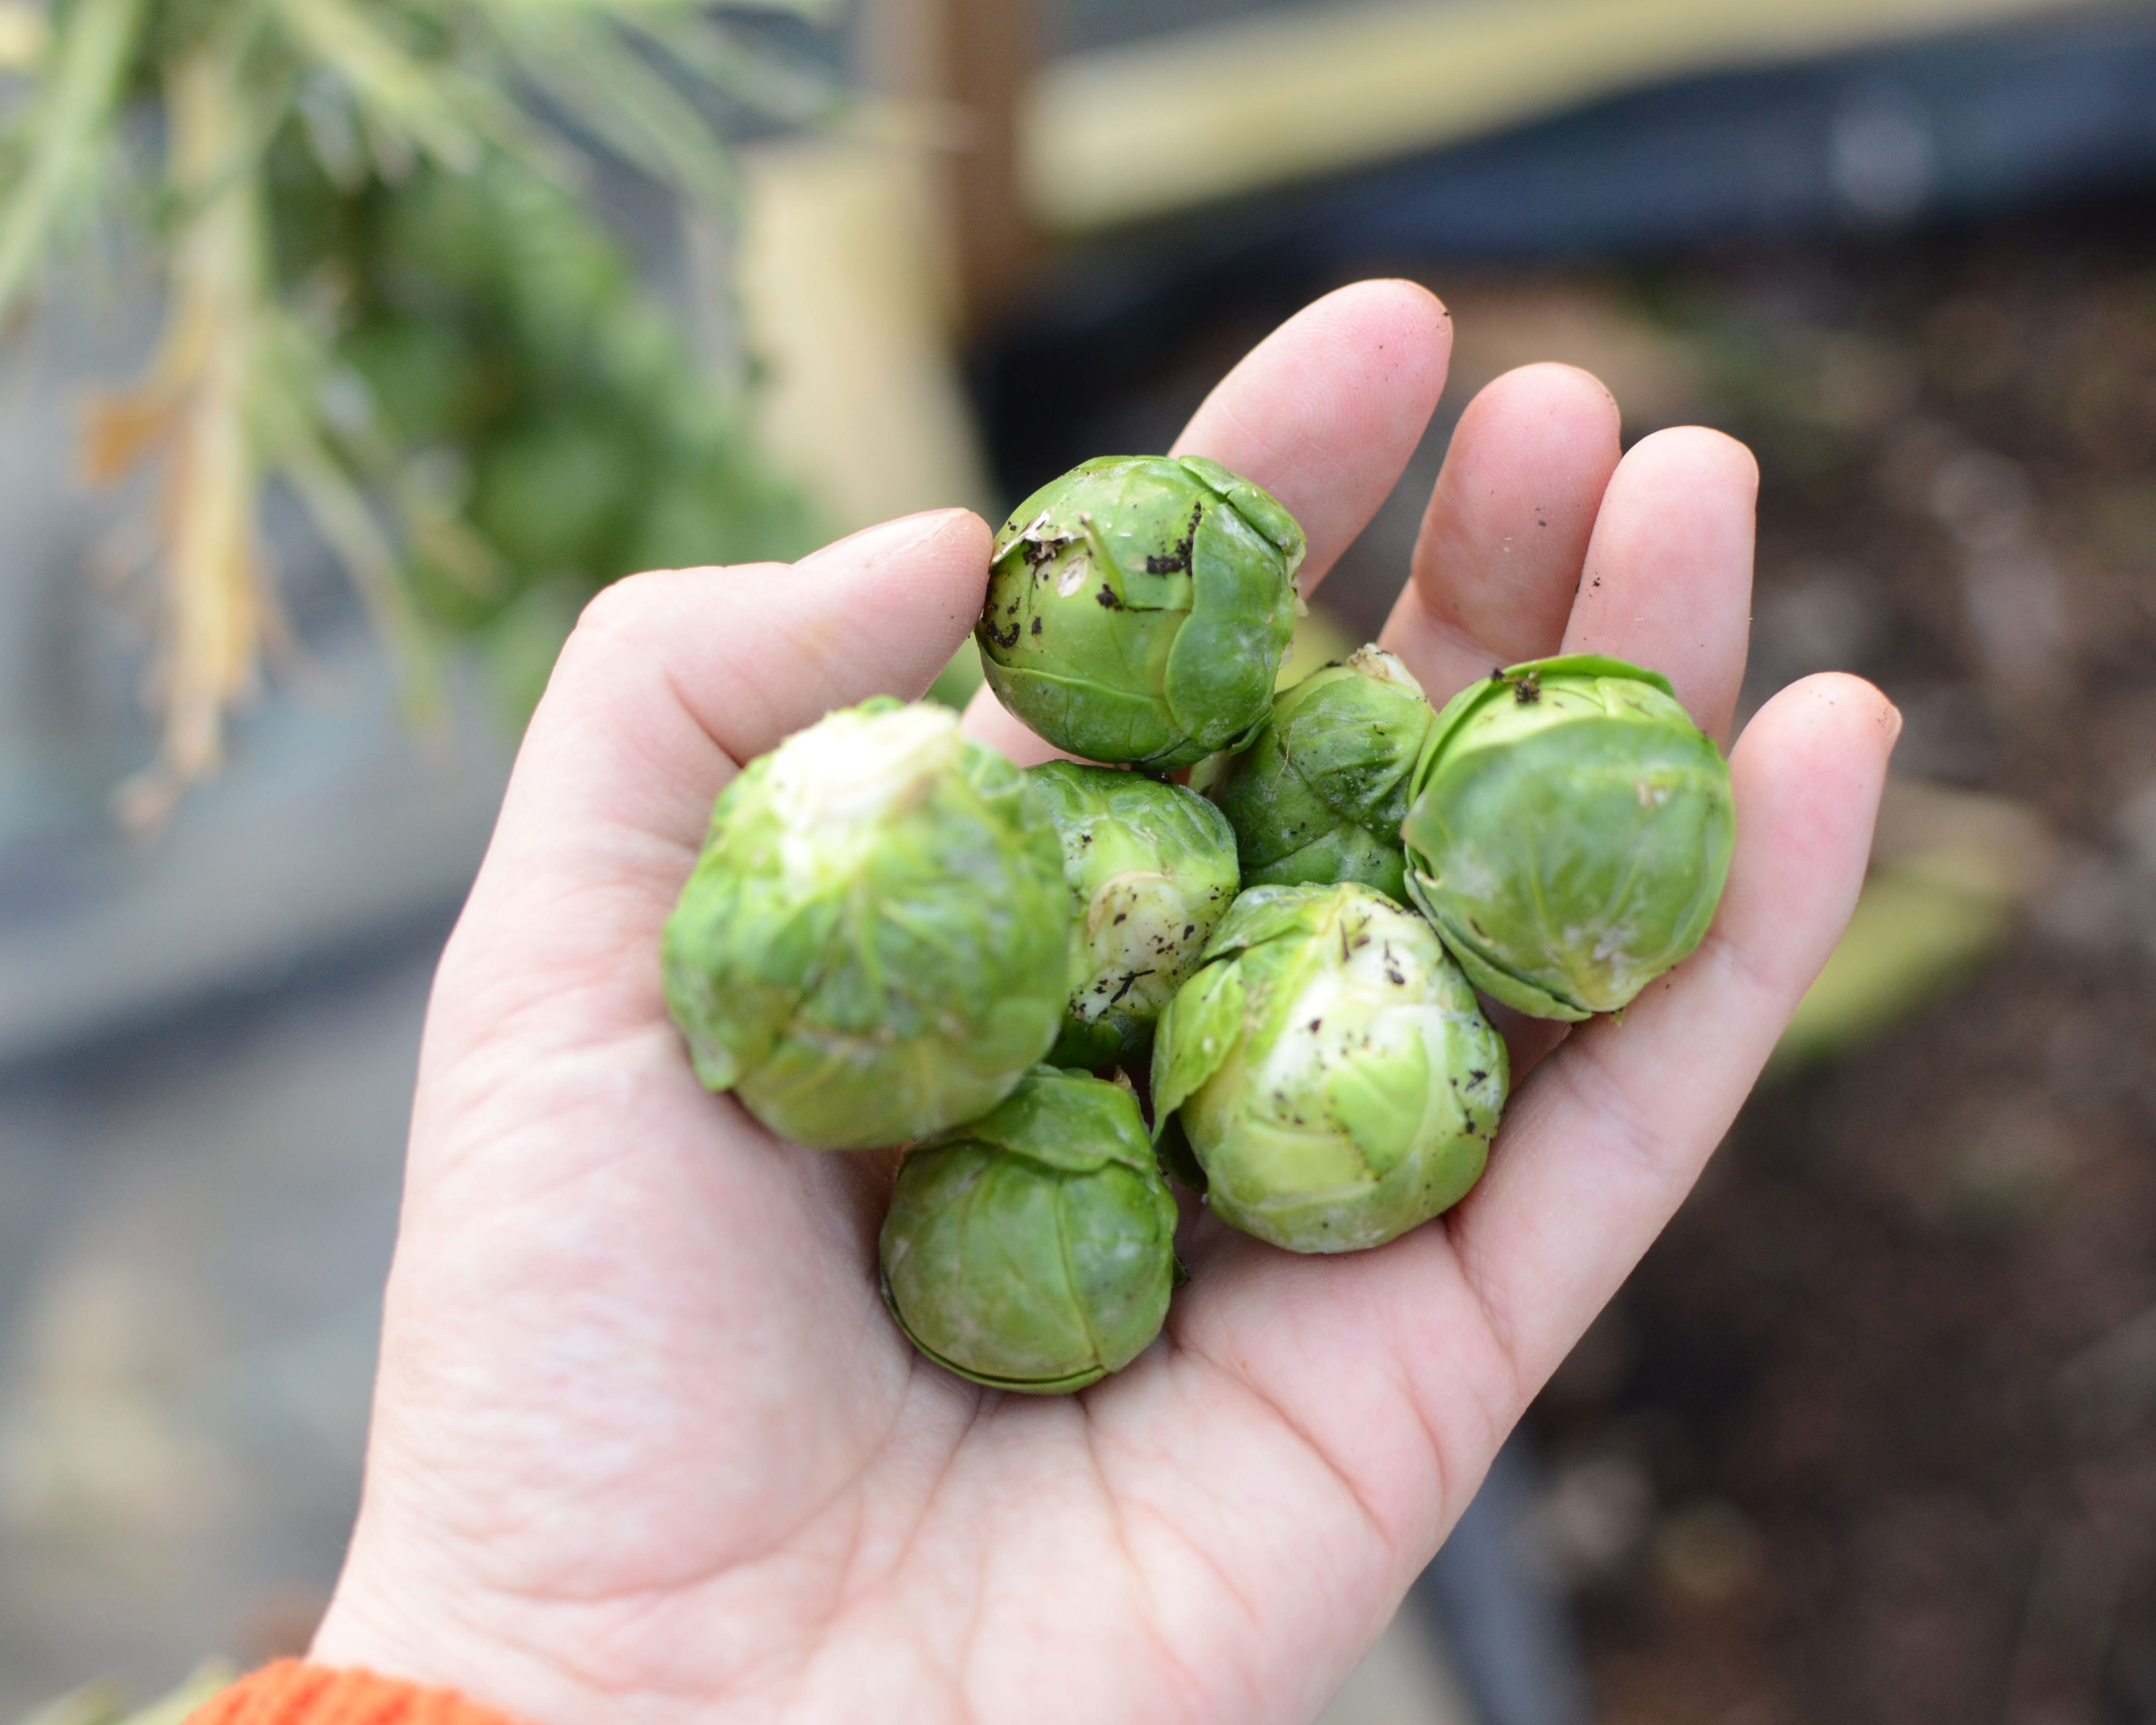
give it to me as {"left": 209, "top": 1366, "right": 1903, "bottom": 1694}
{"left": 0, "top": 0, "right": 829, "bottom": 820}
{"left": 17, "top": 1663, "right": 231, "bottom": 1725}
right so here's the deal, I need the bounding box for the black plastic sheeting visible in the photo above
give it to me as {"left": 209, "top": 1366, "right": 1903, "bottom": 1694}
{"left": 977, "top": 7, "right": 2156, "bottom": 497}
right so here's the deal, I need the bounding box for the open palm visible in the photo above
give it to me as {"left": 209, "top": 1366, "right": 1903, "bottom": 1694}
{"left": 311, "top": 282, "right": 1897, "bottom": 1724}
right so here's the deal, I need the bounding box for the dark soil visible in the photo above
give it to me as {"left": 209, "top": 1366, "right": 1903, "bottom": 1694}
{"left": 1523, "top": 201, "right": 2156, "bottom": 1725}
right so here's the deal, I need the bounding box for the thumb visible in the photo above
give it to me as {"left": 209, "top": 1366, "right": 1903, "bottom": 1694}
{"left": 502, "top": 507, "right": 990, "bottom": 851}
{"left": 429, "top": 511, "right": 991, "bottom": 1053}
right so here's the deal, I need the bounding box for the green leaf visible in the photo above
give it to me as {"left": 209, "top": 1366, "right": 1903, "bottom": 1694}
{"left": 0, "top": 0, "right": 148, "bottom": 320}
{"left": 934, "top": 1063, "right": 1153, "bottom": 1176}
{"left": 624, "top": 10, "right": 838, "bottom": 127}
{"left": 1149, "top": 957, "right": 1242, "bottom": 1126}
{"left": 17, "top": 1661, "right": 238, "bottom": 1725}
{"left": 1162, "top": 495, "right": 1296, "bottom": 755}
{"left": 493, "top": 11, "right": 740, "bottom": 218}
{"left": 269, "top": 0, "right": 524, "bottom": 173}
{"left": 1322, "top": 1018, "right": 1430, "bottom": 1179}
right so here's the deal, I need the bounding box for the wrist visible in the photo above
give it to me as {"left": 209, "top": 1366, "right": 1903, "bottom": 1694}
{"left": 310, "top": 1543, "right": 614, "bottom": 1725}
{"left": 192, "top": 1661, "right": 529, "bottom": 1725}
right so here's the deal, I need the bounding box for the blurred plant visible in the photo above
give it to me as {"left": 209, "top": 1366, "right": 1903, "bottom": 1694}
{"left": 1772, "top": 778, "right": 2053, "bottom": 1072}
{"left": 0, "top": 0, "right": 835, "bottom": 822}
{"left": 17, "top": 1659, "right": 235, "bottom": 1725}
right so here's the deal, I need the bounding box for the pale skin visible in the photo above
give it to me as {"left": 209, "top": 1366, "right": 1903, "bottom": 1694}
{"left": 311, "top": 281, "right": 1900, "bottom": 1724}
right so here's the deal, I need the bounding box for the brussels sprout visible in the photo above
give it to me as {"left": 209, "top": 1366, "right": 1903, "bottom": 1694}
{"left": 1027, "top": 761, "right": 1242, "bottom": 1070}
{"left": 1401, "top": 655, "right": 1736, "bottom": 1022}
{"left": 1210, "top": 644, "right": 1436, "bottom": 902}
{"left": 880, "top": 1066, "right": 1181, "bottom": 1393}
{"left": 663, "top": 699, "right": 1070, "bottom": 1149}
{"left": 977, "top": 455, "right": 1306, "bottom": 771}
{"left": 1151, "top": 883, "right": 1507, "bottom": 1254}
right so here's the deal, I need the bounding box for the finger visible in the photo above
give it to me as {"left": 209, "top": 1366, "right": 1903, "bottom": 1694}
{"left": 1442, "top": 672, "right": 1898, "bottom": 1401}
{"left": 960, "top": 679, "right": 1077, "bottom": 768}
{"left": 504, "top": 508, "right": 990, "bottom": 852}
{"left": 1562, "top": 426, "right": 1759, "bottom": 741}
{"left": 1169, "top": 279, "right": 1453, "bottom": 595}
{"left": 1482, "top": 998, "right": 1573, "bottom": 1090}
{"left": 1380, "top": 363, "right": 1622, "bottom": 700}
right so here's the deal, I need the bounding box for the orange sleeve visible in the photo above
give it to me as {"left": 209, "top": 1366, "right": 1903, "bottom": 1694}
{"left": 187, "top": 1662, "right": 531, "bottom": 1725}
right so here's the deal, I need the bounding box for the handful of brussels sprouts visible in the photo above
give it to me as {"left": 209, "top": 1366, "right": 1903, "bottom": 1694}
{"left": 663, "top": 458, "right": 1735, "bottom": 1393}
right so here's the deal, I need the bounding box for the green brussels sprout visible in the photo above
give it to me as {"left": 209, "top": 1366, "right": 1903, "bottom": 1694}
{"left": 1210, "top": 644, "right": 1436, "bottom": 902}
{"left": 977, "top": 455, "right": 1306, "bottom": 771}
{"left": 663, "top": 699, "right": 1070, "bottom": 1149}
{"left": 1027, "top": 761, "right": 1242, "bottom": 1070}
{"left": 880, "top": 1065, "right": 1181, "bottom": 1393}
{"left": 1400, "top": 654, "right": 1736, "bottom": 1022}
{"left": 1151, "top": 883, "right": 1507, "bottom": 1254}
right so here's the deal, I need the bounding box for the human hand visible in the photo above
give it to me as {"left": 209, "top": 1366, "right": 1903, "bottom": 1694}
{"left": 310, "top": 281, "right": 1898, "bottom": 1724}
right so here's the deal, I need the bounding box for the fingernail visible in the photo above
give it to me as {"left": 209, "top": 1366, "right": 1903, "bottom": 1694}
{"left": 1883, "top": 700, "right": 1905, "bottom": 747}
{"left": 796, "top": 508, "right": 973, "bottom": 570}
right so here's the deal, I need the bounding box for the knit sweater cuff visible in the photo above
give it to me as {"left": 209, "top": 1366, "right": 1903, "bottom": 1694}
{"left": 187, "top": 1662, "right": 531, "bottom": 1725}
